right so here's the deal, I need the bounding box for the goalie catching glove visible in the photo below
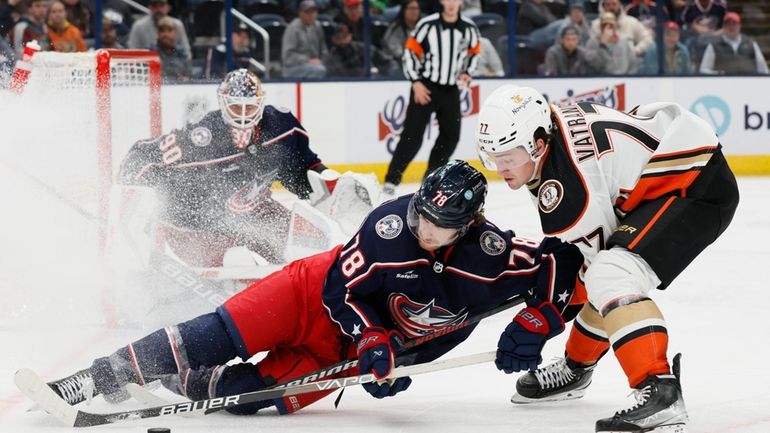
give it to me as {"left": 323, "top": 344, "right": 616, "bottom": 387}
{"left": 356, "top": 327, "right": 412, "bottom": 398}
{"left": 496, "top": 299, "right": 565, "bottom": 373}
{"left": 307, "top": 168, "right": 341, "bottom": 206}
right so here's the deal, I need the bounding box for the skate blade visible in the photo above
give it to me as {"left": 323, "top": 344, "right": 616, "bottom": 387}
{"left": 511, "top": 389, "right": 586, "bottom": 404}
{"left": 601, "top": 423, "right": 687, "bottom": 433}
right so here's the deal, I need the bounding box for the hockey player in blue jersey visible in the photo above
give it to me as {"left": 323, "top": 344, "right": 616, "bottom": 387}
{"left": 45, "top": 160, "right": 585, "bottom": 414}
{"left": 116, "top": 69, "right": 341, "bottom": 266}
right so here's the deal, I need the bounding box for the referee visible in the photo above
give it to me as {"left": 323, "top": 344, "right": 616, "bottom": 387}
{"left": 383, "top": 0, "right": 481, "bottom": 195}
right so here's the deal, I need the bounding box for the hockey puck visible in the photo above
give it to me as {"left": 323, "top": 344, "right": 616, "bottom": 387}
{"left": 147, "top": 429, "right": 170, "bottom": 433}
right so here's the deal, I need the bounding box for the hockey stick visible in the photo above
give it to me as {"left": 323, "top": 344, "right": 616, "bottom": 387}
{"left": 124, "top": 293, "right": 527, "bottom": 414}
{"left": 15, "top": 350, "right": 496, "bottom": 427}
{"left": 260, "top": 293, "right": 526, "bottom": 391}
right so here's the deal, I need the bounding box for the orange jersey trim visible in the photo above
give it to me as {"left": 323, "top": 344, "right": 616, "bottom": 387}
{"left": 627, "top": 196, "right": 676, "bottom": 249}
{"left": 620, "top": 171, "right": 699, "bottom": 213}
{"left": 468, "top": 42, "right": 481, "bottom": 55}
{"left": 405, "top": 36, "right": 424, "bottom": 58}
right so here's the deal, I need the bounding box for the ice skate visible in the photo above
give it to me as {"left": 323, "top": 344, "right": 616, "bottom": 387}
{"left": 595, "top": 354, "right": 688, "bottom": 433}
{"left": 511, "top": 357, "right": 595, "bottom": 404}
{"left": 47, "top": 369, "right": 98, "bottom": 406}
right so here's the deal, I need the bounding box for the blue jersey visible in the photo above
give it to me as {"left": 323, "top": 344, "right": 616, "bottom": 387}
{"left": 118, "top": 105, "right": 322, "bottom": 230}
{"left": 322, "top": 195, "right": 583, "bottom": 365}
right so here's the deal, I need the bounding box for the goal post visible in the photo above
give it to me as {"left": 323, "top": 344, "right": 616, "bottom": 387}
{"left": 8, "top": 45, "right": 163, "bottom": 241}
{"left": 93, "top": 49, "right": 162, "bottom": 233}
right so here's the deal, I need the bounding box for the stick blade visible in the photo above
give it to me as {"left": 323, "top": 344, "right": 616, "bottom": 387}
{"left": 14, "top": 368, "right": 78, "bottom": 426}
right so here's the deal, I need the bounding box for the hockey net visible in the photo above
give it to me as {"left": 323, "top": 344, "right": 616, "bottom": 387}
{"left": 3, "top": 49, "right": 162, "bottom": 230}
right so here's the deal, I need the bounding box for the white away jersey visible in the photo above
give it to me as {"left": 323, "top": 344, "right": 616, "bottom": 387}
{"left": 528, "top": 101, "right": 720, "bottom": 264}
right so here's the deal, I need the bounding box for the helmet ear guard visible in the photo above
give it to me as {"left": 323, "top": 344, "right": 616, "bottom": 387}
{"left": 476, "top": 85, "right": 552, "bottom": 169}
{"left": 217, "top": 69, "right": 266, "bottom": 129}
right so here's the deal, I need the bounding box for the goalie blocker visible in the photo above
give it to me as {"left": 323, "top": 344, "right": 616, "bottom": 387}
{"left": 38, "top": 161, "right": 583, "bottom": 417}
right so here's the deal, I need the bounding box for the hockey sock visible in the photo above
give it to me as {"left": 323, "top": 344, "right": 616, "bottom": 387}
{"left": 90, "top": 313, "right": 239, "bottom": 401}
{"left": 603, "top": 298, "right": 670, "bottom": 388}
{"left": 564, "top": 304, "right": 609, "bottom": 366}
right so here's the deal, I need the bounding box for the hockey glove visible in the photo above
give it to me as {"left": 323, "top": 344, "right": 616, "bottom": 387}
{"left": 496, "top": 299, "right": 566, "bottom": 373}
{"left": 356, "top": 327, "right": 412, "bottom": 399}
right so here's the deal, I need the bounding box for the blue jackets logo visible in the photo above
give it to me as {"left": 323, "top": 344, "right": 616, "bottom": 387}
{"left": 388, "top": 293, "right": 468, "bottom": 338}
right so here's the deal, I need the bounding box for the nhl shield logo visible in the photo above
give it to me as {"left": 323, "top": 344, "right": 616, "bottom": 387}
{"left": 538, "top": 180, "right": 564, "bottom": 213}
{"left": 480, "top": 231, "right": 506, "bottom": 256}
{"left": 376, "top": 214, "right": 403, "bottom": 239}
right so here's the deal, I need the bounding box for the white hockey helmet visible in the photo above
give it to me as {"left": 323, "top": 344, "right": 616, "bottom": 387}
{"left": 217, "top": 69, "right": 266, "bottom": 129}
{"left": 476, "top": 85, "right": 553, "bottom": 170}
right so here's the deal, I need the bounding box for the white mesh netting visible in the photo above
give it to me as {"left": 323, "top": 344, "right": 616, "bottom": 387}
{"left": 2, "top": 50, "right": 159, "bottom": 215}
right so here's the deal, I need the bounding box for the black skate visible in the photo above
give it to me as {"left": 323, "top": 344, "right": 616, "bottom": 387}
{"left": 48, "top": 369, "right": 99, "bottom": 406}
{"left": 511, "top": 357, "right": 595, "bottom": 404}
{"left": 595, "top": 353, "right": 688, "bottom": 433}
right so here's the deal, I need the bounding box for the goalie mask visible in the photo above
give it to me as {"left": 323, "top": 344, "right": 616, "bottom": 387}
{"left": 217, "top": 69, "right": 265, "bottom": 130}
{"left": 476, "top": 85, "right": 553, "bottom": 170}
{"left": 407, "top": 160, "right": 487, "bottom": 248}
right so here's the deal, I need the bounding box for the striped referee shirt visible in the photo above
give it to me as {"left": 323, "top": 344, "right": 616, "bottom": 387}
{"left": 403, "top": 13, "right": 481, "bottom": 86}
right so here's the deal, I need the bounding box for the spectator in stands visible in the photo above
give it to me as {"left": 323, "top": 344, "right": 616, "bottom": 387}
{"left": 544, "top": 25, "right": 590, "bottom": 75}
{"left": 100, "top": 0, "right": 133, "bottom": 39}
{"left": 335, "top": 0, "right": 364, "bottom": 42}
{"left": 625, "top": 0, "right": 669, "bottom": 33}
{"left": 323, "top": 23, "right": 397, "bottom": 77}
{"left": 127, "top": 0, "right": 191, "bottom": 60}
{"left": 47, "top": 0, "right": 86, "bottom": 52}
{"left": 100, "top": 17, "right": 124, "bottom": 49}
{"left": 61, "top": 0, "right": 89, "bottom": 37}
{"left": 206, "top": 24, "right": 257, "bottom": 79}
{"left": 559, "top": 0, "right": 591, "bottom": 45}
{"left": 382, "top": 0, "right": 420, "bottom": 60}
{"left": 680, "top": 0, "right": 725, "bottom": 37}
{"left": 640, "top": 21, "right": 692, "bottom": 74}
{"left": 1, "top": 0, "right": 25, "bottom": 37}
{"left": 699, "top": 12, "right": 769, "bottom": 75}
{"left": 585, "top": 12, "right": 638, "bottom": 74}
{"left": 531, "top": 0, "right": 590, "bottom": 49}
{"left": 153, "top": 16, "right": 192, "bottom": 81}
{"left": 282, "top": 0, "right": 327, "bottom": 79}
{"left": 9, "top": 0, "right": 51, "bottom": 56}
{"left": 474, "top": 37, "right": 504, "bottom": 77}
{"left": 591, "top": 0, "right": 652, "bottom": 58}
{"left": 517, "top": 0, "right": 557, "bottom": 36}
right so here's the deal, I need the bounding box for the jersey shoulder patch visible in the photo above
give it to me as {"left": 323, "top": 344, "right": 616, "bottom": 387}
{"left": 531, "top": 138, "right": 589, "bottom": 235}
{"left": 190, "top": 126, "right": 213, "bottom": 147}
{"left": 375, "top": 214, "right": 403, "bottom": 239}
{"left": 479, "top": 230, "right": 506, "bottom": 256}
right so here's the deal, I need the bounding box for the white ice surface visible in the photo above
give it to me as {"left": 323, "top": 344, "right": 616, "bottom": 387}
{"left": 1, "top": 166, "right": 769, "bottom": 433}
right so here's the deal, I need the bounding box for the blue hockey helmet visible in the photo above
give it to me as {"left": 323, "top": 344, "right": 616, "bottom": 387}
{"left": 407, "top": 160, "right": 487, "bottom": 242}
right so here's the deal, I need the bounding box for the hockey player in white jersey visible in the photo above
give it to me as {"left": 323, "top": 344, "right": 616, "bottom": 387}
{"left": 476, "top": 85, "right": 739, "bottom": 433}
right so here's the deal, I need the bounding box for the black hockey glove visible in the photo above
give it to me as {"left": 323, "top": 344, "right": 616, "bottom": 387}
{"left": 356, "top": 327, "right": 412, "bottom": 398}
{"left": 496, "top": 299, "right": 565, "bottom": 373}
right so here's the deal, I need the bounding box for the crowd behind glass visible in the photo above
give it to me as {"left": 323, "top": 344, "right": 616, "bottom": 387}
{"left": 0, "top": 0, "right": 767, "bottom": 83}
